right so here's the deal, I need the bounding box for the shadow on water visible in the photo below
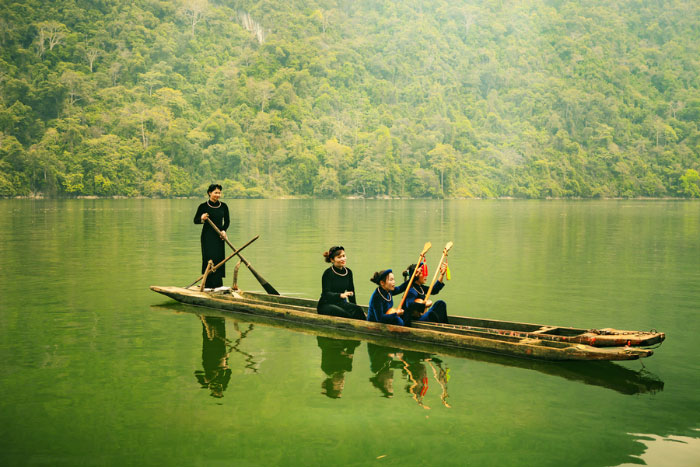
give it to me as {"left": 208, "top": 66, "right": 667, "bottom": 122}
{"left": 153, "top": 302, "right": 664, "bottom": 397}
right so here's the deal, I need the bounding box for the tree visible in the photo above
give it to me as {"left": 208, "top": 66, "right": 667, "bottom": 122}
{"left": 27, "top": 127, "right": 64, "bottom": 194}
{"left": 428, "top": 143, "right": 457, "bottom": 197}
{"left": 180, "top": 0, "right": 209, "bottom": 36}
{"left": 679, "top": 169, "right": 700, "bottom": 198}
{"left": 34, "top": 21, "right": 68, "bottom": 59}
{"left": 315, "top": 166, "right": 341, "bottom": 197}
{"left": 60, "top": 71, "right": 92, "bottom": 113}
{"left": 248, "top": 79, "right": 275, "bottom": 112}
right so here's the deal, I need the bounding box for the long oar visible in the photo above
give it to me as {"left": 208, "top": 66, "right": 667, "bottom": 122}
{"left": 422, "top": 241, "right": 453, "bottom": 304}
{"left": 187, "top": 235, "right": 259, "bottom": 288}
{"left": 387, "top": 242, "right": 431, "bottom": 315}
{"left": 205, "top": 217, "right": 280, "bottom": 295}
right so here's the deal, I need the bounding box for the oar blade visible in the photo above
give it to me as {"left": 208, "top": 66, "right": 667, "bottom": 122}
{"left": 261, "top": 282, "right": 280, "bottom": 295}
{"left": 421, "top": 242, "right": 432, "bottom": 255}
{"left": 444, "top": 241, "right": 453, "bottom": 253}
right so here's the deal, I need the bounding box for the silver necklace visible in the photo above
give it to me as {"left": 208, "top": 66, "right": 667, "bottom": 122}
{"left": 331, "top": 265, "right": 348, "bottom": 276}
{"left": 412, "top": 284, "right": 426, "bottom": 294}
{"left": 377, "top": 287, "right": 391, "bottom": 302}
{"left": 207, "top": 200, "right": 221, "bottom": 208}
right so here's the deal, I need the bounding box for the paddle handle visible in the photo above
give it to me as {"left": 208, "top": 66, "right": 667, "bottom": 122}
{"left": 200, "top": 260, "right": 214, "bottom": 292}
{"left": 187, "top": 235, "right": 259, "bottom": 288}
{"left": 423, "top": 243, "right": 452, "bottom": 305}
{"left": 394, "top": 251, "right": 428, "bottom": 312}
{"left": 423, "top": 258, "right": 447, "bottom": 303}
{"left": 205, "top": 217, "right": 279, "bottom": 295}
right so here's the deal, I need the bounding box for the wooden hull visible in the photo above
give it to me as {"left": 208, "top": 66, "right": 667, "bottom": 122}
{"left": 150, "top": 286, "right": 655, "bottom": 362}
{"left": 413, "top": 317, "right": 665, "bottom": 347}
{"left": 205, "top": 290, "right": 664, "bottom": 348}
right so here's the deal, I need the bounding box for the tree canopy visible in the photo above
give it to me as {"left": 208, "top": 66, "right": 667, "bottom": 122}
{"left": 1, "top": 0, "right": 699, "bottom": 198}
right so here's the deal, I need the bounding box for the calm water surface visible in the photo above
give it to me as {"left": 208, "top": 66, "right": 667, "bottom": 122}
{"left": 0, "top": 199, "right": 698, "bottom": 466}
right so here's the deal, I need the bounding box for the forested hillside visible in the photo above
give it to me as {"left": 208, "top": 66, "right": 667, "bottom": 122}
{"left": 1, "top": 0, "right": 699, "bottom": 198}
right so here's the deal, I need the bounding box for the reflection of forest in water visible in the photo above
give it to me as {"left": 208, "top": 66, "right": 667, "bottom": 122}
{"left": 188, "top": 311, "right": 664, "bottom": 403}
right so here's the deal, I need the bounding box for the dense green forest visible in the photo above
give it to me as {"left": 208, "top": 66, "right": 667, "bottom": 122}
{"left": 1, "top": 0, "right": 699, "bottom": 198}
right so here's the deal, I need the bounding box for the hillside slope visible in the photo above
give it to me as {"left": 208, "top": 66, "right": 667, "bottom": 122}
{"left": 1, "top": 0, "right": 699, "bottom": 198}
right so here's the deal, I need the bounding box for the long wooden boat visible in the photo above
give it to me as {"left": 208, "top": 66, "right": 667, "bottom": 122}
{"left": 150, "top": 286, "right": 659, "bottom": 361}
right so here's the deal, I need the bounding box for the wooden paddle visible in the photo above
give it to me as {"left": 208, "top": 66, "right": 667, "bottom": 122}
{"left": 187, "top": 235, "right": 259, "bottom": 288}
{"left": 386, "top": 242, "right": 431, "bottom": 315}
{"left": 421, "top": 241, "right": 453, "bottom": 305}
{"left": 205, "top": 217, "right": 279, "bottom": 295}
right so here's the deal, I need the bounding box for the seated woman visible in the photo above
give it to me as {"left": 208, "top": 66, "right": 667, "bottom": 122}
{"left": 402, "top": 262, "right": 449, "bottom": 324}
{"left": 367, "top": 269, "right": 409, "bottom": 325}
{"left": 317, "top": 246, "right": 366, "bottom": 320}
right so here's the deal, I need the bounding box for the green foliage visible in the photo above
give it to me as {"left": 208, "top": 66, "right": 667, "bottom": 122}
{"left": 679, "top": 169, "right": 700, "bottom": 198}
{"left": 1, "top": 0, "right": 699, "bottom": 198}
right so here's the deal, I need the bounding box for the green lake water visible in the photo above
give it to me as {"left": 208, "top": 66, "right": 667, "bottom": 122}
{"left": 1, "top": 199, "right": 698, "bottom": 466}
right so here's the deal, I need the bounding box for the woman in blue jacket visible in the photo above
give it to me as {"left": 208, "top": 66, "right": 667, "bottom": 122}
{"left": 402, "top": 263, "right": 449, "bottom": 324}
{"left": 367, "top": 269, "right": 409, "bottom": 325}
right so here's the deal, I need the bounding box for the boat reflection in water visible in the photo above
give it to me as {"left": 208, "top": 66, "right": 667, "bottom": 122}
{"left": 152, "top": 304, "right": 663, "bottom": 398}
{"left": 317, "top": 337, "right": 361, "bottom": 398}
{"left": 194, "top": 315, "right": 258, "bottom": 398}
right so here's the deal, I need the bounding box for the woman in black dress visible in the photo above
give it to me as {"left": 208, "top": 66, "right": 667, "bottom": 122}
{"left": 193, "top": 184, "right": 230, "bottom": 289}
{"left": 317, "top": 246, "right": 366, "bottom": 320}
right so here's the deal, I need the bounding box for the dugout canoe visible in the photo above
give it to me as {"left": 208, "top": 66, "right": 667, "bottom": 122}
{"left": 150, "top": 285, "right": 657, "bottom": 361}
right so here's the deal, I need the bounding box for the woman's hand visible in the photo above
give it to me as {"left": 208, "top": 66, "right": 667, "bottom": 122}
{"left": 340, "top": 291, "right": 354, "bottom": 299}
{"left": 220, "top": 230, "right": 227, "bottom": 240}
{"left": 201, "top": 213, "right": 209, "bottom": 222}
{"left": 438, "top": 262, "right": 448, "bottom": 280}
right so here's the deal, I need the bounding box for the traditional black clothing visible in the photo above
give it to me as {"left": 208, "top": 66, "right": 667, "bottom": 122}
{"left": 194, "top": 201, "right": 230, "bottom": 288}
{"left": 317, "top": 266, "right": 365, "bottom": 320}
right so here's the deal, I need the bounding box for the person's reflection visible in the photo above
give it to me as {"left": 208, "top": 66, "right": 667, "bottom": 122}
{"left": 367, "top": 342, "right": 404, "bottom": 398}
{"left": 317, "top": 336, "right": 360, "bottom": 399}
{"left": 398, "top": 350, "right": 432, "bottom": 409}
{"left": 368, "top": 344, "right": 451, "bottom": 408}
{"left": 194, "top": 316, "right": 232, "bottom": 398}
{"left": 427, "top": 357, "right": 451, "bottom": 408}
